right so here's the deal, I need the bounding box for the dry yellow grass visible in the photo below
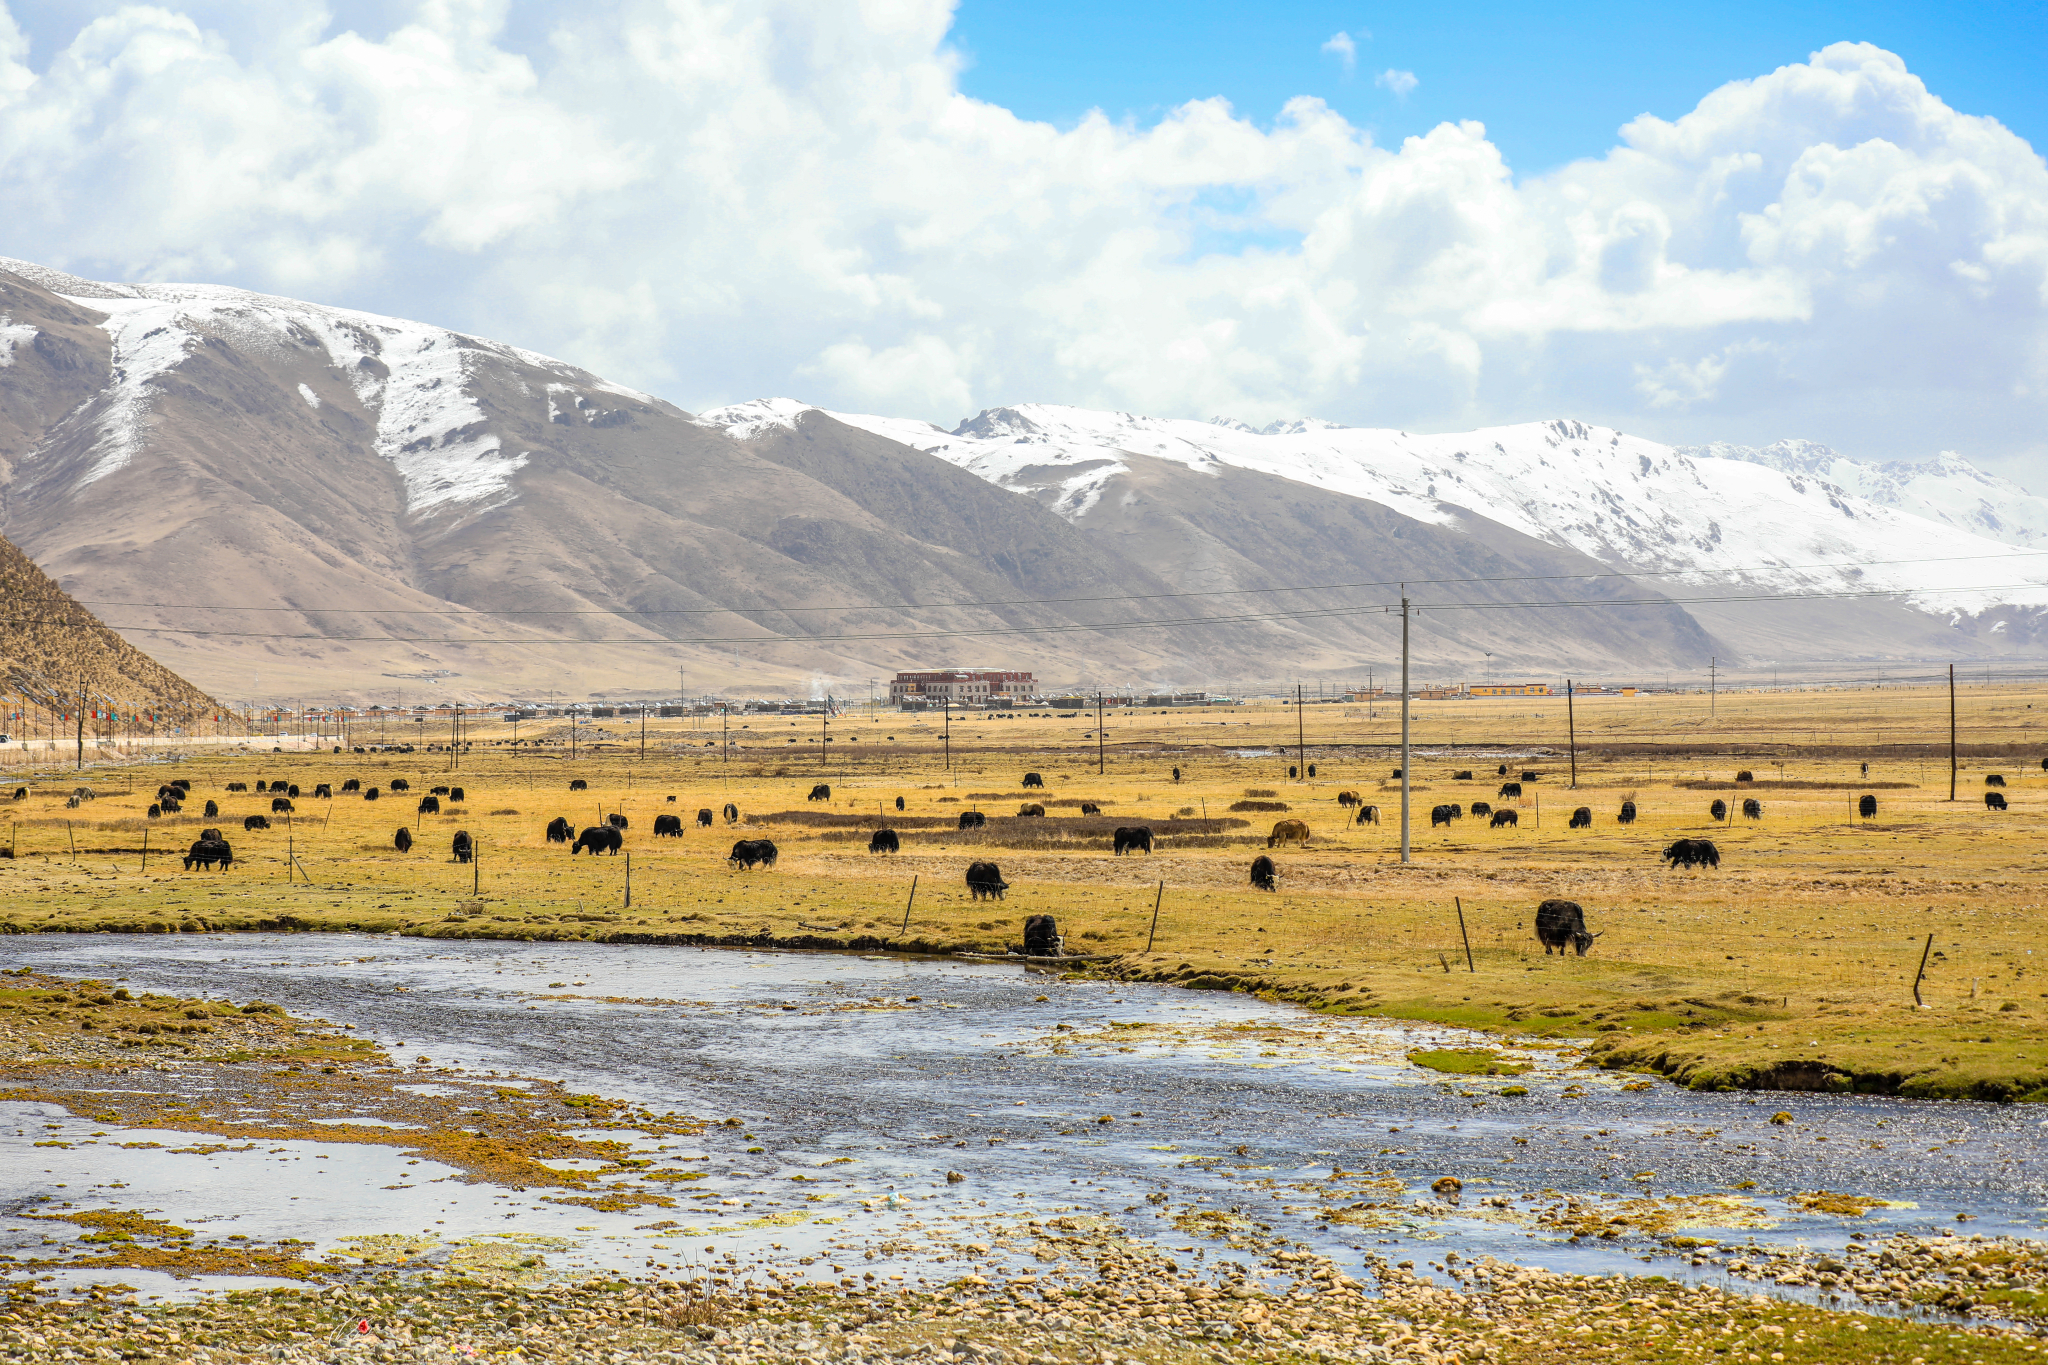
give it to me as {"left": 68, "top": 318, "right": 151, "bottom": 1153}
{"left": 4, "top": 683, "right": 2046, "bottom": 1101}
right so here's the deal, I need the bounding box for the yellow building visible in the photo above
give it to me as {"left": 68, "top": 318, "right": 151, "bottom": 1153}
{"left": 1469, "top": 683, "right": 1552, "bottom": 697}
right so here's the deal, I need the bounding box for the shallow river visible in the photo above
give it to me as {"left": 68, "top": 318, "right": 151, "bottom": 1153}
{"left": 5, "top": 935, "right": 2044, "bottom": 1302}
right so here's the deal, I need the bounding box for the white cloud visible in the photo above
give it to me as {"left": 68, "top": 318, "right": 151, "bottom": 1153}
{"left": 0, "top": 8, "right": 2042, "bottom": 470}
{"left": 1321, "top": 32, "right": 1356, "bottom": 74}
{"left": 1375, "top": 67, "right": 1418, "bottom": 99}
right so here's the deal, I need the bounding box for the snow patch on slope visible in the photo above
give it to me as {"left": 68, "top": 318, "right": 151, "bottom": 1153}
{"left": 1687, "top": 439, "right": 2048, "bottom": 550}
{"left": 0, "top": 316, "right": 35, "bottom": 365}
{"left": 698, "top": 399, "right": 2048, "bottom": 615}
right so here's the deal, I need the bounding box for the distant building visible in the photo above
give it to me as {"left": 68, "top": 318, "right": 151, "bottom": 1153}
{"left": 1469, "top": 683, "right": 1552, "bottom": 697}
{"left": 889, "top": 669, "right": 1036, "bottom": 706}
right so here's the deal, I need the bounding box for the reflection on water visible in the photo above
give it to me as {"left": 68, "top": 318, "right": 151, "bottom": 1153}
{"left": 4, "top": 934, "right": 2044, "bottom": 1301}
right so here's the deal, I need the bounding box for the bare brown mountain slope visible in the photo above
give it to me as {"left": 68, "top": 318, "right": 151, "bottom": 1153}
{"left": 0, "top": 258, "right": 1725, "bottom": 702}
{"left": 0, "top": 531, "right": 220, "bottom": 720}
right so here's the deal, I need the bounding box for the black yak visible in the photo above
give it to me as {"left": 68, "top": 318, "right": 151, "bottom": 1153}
{"left": 313, "top": 784, "right": 332, "bottom": 799}
{"left": 728, "top": 838, "right": 777, "bottom": 869}
{"left": 272, "top": 796, "right": 294, "bottom": 814}
{"left": 182, "top": 837, "right": 232, "bottom": 871}
{"left": 868, "top": 828, "right": 900, "bottom": 854}
{"left": 341, "top": 778, "right": 360, "bottom": 792}
{"left": 1498, "top": 782, "right": 1523, "bottom": 799}
{"left": 1535, "top": 899, "right": 1599, "bottom": 956}
{"left": 1743, "top": 798, "right": 1763, "bottom": 820}
{"left": 418, "top": 795, "right": 440, "bottom": 815}
{"left": 607, "top": 813, "right": 628, "bottom": 829}
{"left": 570, "top": 779, "right": 588, "bottom": 791}
{"left": 1112, "top": 826, "right": 1153, "bottom": 855}
{"left": 203, "top": 799, "right": 219, "bottom": 818}
{"left": 1430, "top": 804, "right": 1457, "bottom": 828}
{"left": 1023, "top": 915, "right": 1060, "bottom": 956}
{"left": 243, "top": 814, "right": 270, "bottom": 831}
{"left": 1735, "top": 770, "right": 1754, "bottom": 782}
{"left": 1986, "top": 773, "right": 2007, "bottom": 787}
{"left": 653, "top": 814, "right": 683, "bottom": 836}
{"left": 966, "top": 860, "right": 1009, "bottom": 900}
{"left": 894, "top": 796, "right": 905, "bottom": 811}
{"left": 1490, "top": 808, "right": 1519, "bottom": 828}
{"left": 1568, "top": 806, "right": 1592, "bottom": 829}
{"left": 1018, "top": 803, "right": 1045, "bottom": 817}
{"left": 391, "top": 779, "right": 410, "bottom": 792}
{"left": 1021, "top": 772, "right": 1044, "bottom": 788}
{"left": 697, "top": 808, "right": 714, "bottom": 827}
{"left": 546, "top": 817, "right": 573, "bottom": 843}
{"left": 1520, "top": 770, "right": 1538, "bottom": 782}
{"left": 1452, "top": 770, "right": 1473, "bottom": 781}
{"left": 1337, "top": 790, "right": 1361, "bottom": 807}
{"left": 394, "top": 827, "right": 413, "bottom": 853}
{"left": 1469, "top": 801, "right": 1491, "bottom": 818}
{"left": 1249, "top": 855, "right": 1277, "bottom": 891}
{"left": 1617, "top": 800, "right": 1637, "bottom": 824}
{"left": 449, "top": 787, "right": 464, "bottom": 803}
{"left": 365, "top": 787, "right": 380, "bottom": 801}
{"left": 147, "top": 804, "right": 161, "bottom": 819}
{"left": 286, "top": 784, "right": 300, "bottom": 798}
{"left": 1986, "top": 791, "right": 2008, "bottom": 811}
{"left": 723, "top": 802, "right": 739, "bottom": 824}
{"left": 958, "top": 811, "right": 986, "bottom": 830}
{"left": 1858, "top": 794, "right": 1878, "bottom": 818}
{"left": 431, "top": 785, "right": 450, "bottom": 796}
{"left": 1663, "top": 837, "right": 1721, "bottom": 869}
{"left": 226, "top": 782, "right": 248, "bottom": 792}
{"left": 452, "top": 831, "right": 473, "bottom": 863}
{"left": 574, "top": 826, "right": 624, "bottom": 856}
{"left": 808, "top": 783, "right": 831, "bottom": 801}
{"left": 1356, "top": 804, "right": 1379, "bottom": 825}
{"left": 1710, "top": 799, "right": 1728, "bottom": 821}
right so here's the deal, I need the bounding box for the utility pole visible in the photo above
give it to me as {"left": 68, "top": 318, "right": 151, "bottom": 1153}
{"left": 1097, "top": 692, "right": 1105, "bottom": 775}
{"left": 722, "top": 703, "right": 729, "bottom": 764}
{"left": 1949, "top": 663, "right": 1957, "bottom": 801}
{"left": 1295, "top": 683, "right": 1305, "bottom": 779}
{"left": 1400, "top": 592, "right": 1411, "bottom": 865}
{"left": 1567, "top": 679, "right": 1578, "bottom": 789}
{"left": 75, "top": 679, "right": 84, "bottom": 771}
{"left": 821, "top": 698, "right": 829, "bottom": 768}
{"left": 1709, "top": 657, "right": 1717, "bottom": 722}
{"left": 641, "top": 703, "right": 647, "bottom": 759}
{"left": 944, "top": 696, "right": 951, "bottom": 771}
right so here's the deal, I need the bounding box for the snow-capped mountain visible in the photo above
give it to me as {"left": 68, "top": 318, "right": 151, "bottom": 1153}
{"left": 1683, "top": 439, "right": 2048, "bottom": 551}
{"left": 697, "top": 400, "right": 2048, "bottom": 620}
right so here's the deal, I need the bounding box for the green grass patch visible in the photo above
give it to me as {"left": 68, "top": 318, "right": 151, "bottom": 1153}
{"left": 1407, "top": 1047, "right": 1530, "bottom": 1077}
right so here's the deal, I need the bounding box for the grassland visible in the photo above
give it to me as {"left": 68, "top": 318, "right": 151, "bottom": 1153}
{"left": 4, "top": 683, "right": 2047, "bottom": 1102}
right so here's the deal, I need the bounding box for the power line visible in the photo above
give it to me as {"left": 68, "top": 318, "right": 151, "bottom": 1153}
{"left": 54, "top": 546, "right": 2048, "bottom": 618}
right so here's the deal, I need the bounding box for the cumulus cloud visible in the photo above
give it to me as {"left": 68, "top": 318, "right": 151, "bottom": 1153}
{"left": 1374, "top": 67, "right": 1418, "bottom": 99}
{"left": 1321, "top": 32, "right": 1357, "bottom": 74}
{"left": 0, "top": 4, "right": 2042, "bottom": 469}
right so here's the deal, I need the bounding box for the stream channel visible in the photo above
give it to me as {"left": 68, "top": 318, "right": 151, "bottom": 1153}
{"left": 4, "top": 935, "right": 2045, "bottom": 1306}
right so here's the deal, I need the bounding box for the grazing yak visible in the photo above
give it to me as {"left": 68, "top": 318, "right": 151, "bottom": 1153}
{"left": 666, "top": 794, "right": 677, "bottom": 803}
{"left": 271, "top": 796, "right": 294, "bottom": 814}
{"left": 574, "top": 826, "right": 624, "bottom": 857}
{"left": 546, "top": 817, "right": 573, "bottom": 843}
{"left": 391, "top": 779, "right": 410, "bottom": 792}
{"left": 418, "top": 796, "right": 440, "bottom": 815}
{"left": 1497, "top": 764, "right": 1509, "bottom": 776}
{"left": 1453, "top": 770, "right": 1474, "bottom": 781}
{"left": 313, "top": 784, "right": 331, "bottom": 799}
{"left": 226, "top": 782, "right": 248, "bottom": 792}
{"left": 1490, "top": 808, "right": 1519, "bottom": 828}
{"left": 1568, "top": 807, "right": 1592, "bottom": 829}
{"left": 1112, "top": 826, "right": 1154, "bottom": 855}
{"left": 1430, "top": 804, "right": 1459, "bottom": 828}
{"left": 697, "top": 808, "right": 715, "bottom": 828}
{"left": 10, "top": 787, "right": 23, "bottom": 800}
{"left": 286, "top": 784, "right": 300, "bottom": 798}
{"left": 147, "top": 804, "right": 162, "bottom": 819}
{"left": 244, "top": 814, "right": 270, "bottom": 831}
{"left": 1663, "top": 837, "right": 1721, "bottom": 869}
{"left": 1289, "top": 766, "right": 1299, "bottom": 779}
{"left": 452, "top": 831, "right": 473, "bottom": 863}
{"left": 364, "top": 787, "right": 381, "bottom": 801}
{"left": 1735, "top": 770, "right": 1754, "bottom": 782}
{"left": 1469, "top": 801, "right": 1491, "bottom": 818}
{"left": 203, "top": 799, "right": 219, "bottom": 818}
{"left": 254, "top": 780, "right": 270, "bottom": 792}
{"left": 1498, "top": 782, "right": 1523, "bottom": 799}
{"left": 569, "top": 779, "right": 588, "bottom": 792}
{"left": 966, "top": 861, "right": 1009, "bottom": 900}
{"left": 182, "top": 837, "right": 233, "bottom": 871}
{"left": 1080, "top": 802, "right": 1102, "bottom": 815}
{"left": 1858, "top": 794, "right": 1878, "bottom": 818}
{"left": 1617, "top": 800, "right": 1637, "bottom": 824}
{"left": 1267, "top": 819, "right": 1310, "bottom": 848}
{"left": 653, "top": 814, "right": 683, "bottom": 837}
{"left": 1337, "top": 790, "right": 1361, "bottom": 808}
{"left": 1021, "top": 772, "right": 1045, "bottom": 788}
{"left": 1986, "top": 791, "right": 2009, "bottom": 811}
{"left": 958, "top": 811, "right": 987, "bottom": 830}
{"left": 607, "top": 813, "right": 628, "bottom": 829}
{"left": 1389, "top": 769, "right": 1402, "bottom": 779}
{"left": 868, "top": 829, "right": 900, "bottom": 854}
{"left": 1024, "top": 915, "right": 1060, "bottom": 956}
{"left": 1535, "top": 899, "right": 1599, "bottom": 956}
{"left": 1743, "top": 799, "right": 1763, "bottom": 820}
{"left": 1520, "top": 770, "right": 1538, "bottom": 782}
{"left": 894, "top": 796, "right": 905, "bottom": 811}
{"left": 394, "top": 828, "right": 413, "bottom": 853}
{"left": 1355, "top": 804, "right": 1379, "bottom": 825}
{"left": 431, "top": 785, "right": 450, "bottom": 796}
{"left": 169, "top": 779, "right": 191, "bottom": 793}
{"left": 728, "top": 838, "right": 778, "bottom": 870}
{"left": 1709, "top": 799, "right": 1728, "bottom": 821}
{"left": 808, "top": 784, "right": 831, "bottom": 801}
{"left": 160, "top": 797, "right": 182, "bottom": 814}
{"left": 341, "top": 779, "right": 360, "bottom": 793}
{"left": 157, "top": 784, "right": 180, "bottom": 803}
{"left": 723, "top": 802, "right": 740, "bottom": 824}
{"left": 1018, "top": 803, "right": 1046, "bottom": 817}
{"left": 450, "top": 788, "right": 465, "bottom": 803}
{"left": 1249, "top": 855, "right": 1278, "bottom": 891}
{"left": 1306, "top": 764, "right": 1317, "bottom": 778}
{"left": 1986, "top": 774, "right": 2007, "bottom": 788}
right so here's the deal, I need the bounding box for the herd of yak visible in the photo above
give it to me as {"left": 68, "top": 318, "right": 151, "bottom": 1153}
{"left": 74, "top": 759, "right": 2022, "bottom": 959}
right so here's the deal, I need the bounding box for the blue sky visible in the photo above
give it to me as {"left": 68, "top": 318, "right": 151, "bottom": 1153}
{"left": 949, "top": 0, "right": 2047, "bottom": 174}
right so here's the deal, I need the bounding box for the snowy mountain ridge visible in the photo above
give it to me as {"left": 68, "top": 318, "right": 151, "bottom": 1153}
{"left": 1682, "top": 439, "right": 2048, "bottom": 550}
{"left": 695, "top": 399, "right": 2048, "bottom": 616}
